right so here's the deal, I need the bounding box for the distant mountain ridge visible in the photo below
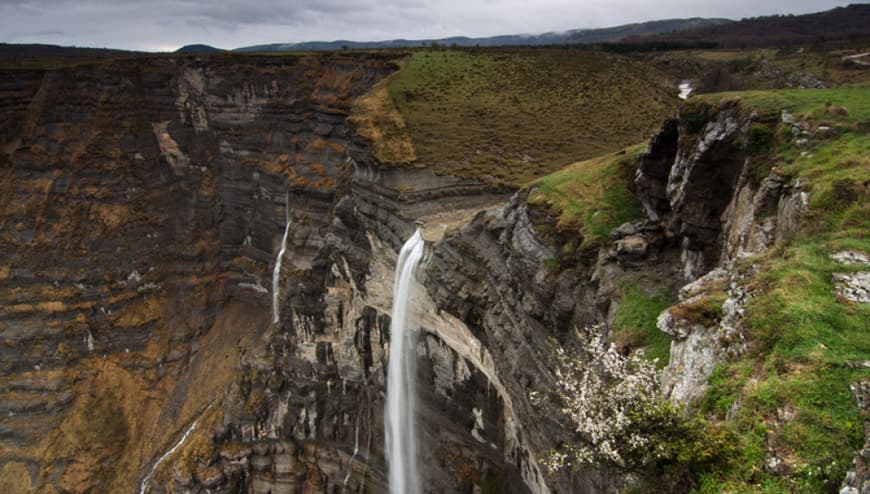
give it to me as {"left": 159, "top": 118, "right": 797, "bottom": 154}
{"left": 567, "top": 18, "right": 732, "bottom": 43}
{"left": 175, "top": 44, "right": 224, "bottom": 53}
{"left": 0, "top": 43, "right": 137, "bottom": 59}
{"left": 5, "top": 3, "right": 868, "bottom": 58}
{"left": 235, "top": 17, "right": 732, "bottom": 52}
{"left": 619, "top": 3, "right": 870, "bottom": 48}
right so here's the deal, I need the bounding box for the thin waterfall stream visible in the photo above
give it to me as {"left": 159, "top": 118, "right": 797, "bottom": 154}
{"left": 273, "top": 195, "right": 291, "bottom": 324}
{"left": 385, "top": 230, "right": 425, "bottom": 494}
{"left": 138, "top": 403, "right": 212, "bottom": 494}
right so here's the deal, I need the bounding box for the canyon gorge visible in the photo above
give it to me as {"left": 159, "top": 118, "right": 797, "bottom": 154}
{"left": 0, "top": 47, "right": 867, "bottom": 494}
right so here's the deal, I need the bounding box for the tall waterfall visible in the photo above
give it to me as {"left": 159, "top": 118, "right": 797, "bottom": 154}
{"left": 273, "top": 198, "right": 291, "bottom": 324}
{"left": 385, "top": 230, "right": 425, "bottom": 494}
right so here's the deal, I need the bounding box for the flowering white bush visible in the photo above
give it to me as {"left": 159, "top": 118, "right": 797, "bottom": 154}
{"left": 546, "top": 324, "right": 682, "bottom": 472}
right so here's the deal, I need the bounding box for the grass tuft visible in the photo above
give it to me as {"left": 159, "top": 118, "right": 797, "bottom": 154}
{"left": 526, "top": 144, "right": 646, "bottom": 248}
{"left": 612, "top": 284, "right": 674, "bottom": 367}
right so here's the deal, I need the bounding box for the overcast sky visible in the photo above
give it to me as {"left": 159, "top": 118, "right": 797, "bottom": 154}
{"left": 0, "top": 0, "right": 859, "bottom": 52}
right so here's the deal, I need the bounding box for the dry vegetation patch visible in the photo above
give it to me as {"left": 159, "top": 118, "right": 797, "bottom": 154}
{"left": 349, "top": 60, "right": 416, "bottom": 164}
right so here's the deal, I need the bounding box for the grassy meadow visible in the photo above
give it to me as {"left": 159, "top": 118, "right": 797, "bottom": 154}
{"left": 355, "top": 48, "right": 678, "bottom": 185}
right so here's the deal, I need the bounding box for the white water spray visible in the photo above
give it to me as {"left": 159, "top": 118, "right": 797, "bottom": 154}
{"left": 273, "top": 198, "right": 291, "bottom": 324}
{"left": 385, "top": 230, "right": 425, "bottom": 494}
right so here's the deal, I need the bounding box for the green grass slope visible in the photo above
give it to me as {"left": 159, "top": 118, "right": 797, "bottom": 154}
{"left": 364, "top": 48, "right": 678, "bottom": 186}
{"left": 526, "top": 84, "right": 869, "bottom": 491}
{"left": 691, "top": 86, "right": 869, "bottom": 493}
{"left": 525, "top": 143, "right": 646, "bottom": 248}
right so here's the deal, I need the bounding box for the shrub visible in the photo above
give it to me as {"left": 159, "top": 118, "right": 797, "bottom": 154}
{"left": 548, "top": 325, "right": 732, "bottom": 491}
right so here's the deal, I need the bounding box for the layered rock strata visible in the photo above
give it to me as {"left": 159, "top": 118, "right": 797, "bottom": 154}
{"left": 0, "top": 53, "right": 821, "bottom": 494}
{"left": 0, "top": 52, "right": 404, "bottom": 493}
{"left": 1, "top": 52, "right": 536, "bottom": 494}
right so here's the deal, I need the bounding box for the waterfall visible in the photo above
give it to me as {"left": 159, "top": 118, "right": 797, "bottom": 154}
{"left": 385, "top": 230, "right": 425, "bottom": 494}
{"left": 138, "top": 403, "right": 212, "bottom": 494}
{"left": 678, "top": 81, "right": 693, "bottom": 100}
{"left": 272, "top": 198, "right": 291, "bottom": 324}
{"left": 342, "top": 412, "right": 361, "bottom": 488}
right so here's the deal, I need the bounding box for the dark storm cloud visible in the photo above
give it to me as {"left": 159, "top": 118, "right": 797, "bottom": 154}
{"left": 0, "top": 0, "right": 858, "bottom": 51}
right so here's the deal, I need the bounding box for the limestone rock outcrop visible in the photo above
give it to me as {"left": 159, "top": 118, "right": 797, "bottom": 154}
{"left": 633, "top": 101, "right": 815, "bottom": 406}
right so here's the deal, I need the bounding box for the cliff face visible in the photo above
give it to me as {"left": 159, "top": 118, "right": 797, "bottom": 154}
{"left": 418, "top": 97, "right": 818, "bottom": 492}
{"left": 1, "top": 53, "right": 848, "bottom": 494}
{"left": 0, "top": 53, "right": 403, "bottom": 492}
{"left": 0, "top": 52, "right": 538, "bottom": 494}
{"left": 634, "top": 104, "right": 808, "bottom": 404}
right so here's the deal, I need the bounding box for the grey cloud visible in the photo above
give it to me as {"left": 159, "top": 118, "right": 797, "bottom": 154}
{"left": 0, "top": 0, "right": 856, "bottom": 51}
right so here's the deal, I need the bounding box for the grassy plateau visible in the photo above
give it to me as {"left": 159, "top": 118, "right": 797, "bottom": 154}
{"left": 355, "top": 48, "right": 678, "bottom": 186}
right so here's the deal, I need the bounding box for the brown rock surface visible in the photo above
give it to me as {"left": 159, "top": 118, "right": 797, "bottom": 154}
{"left": 0, "top": 52, "right": 528, "bottom": 494}
{"left": 0, "top": 52, "right": 397, "bottom": 493}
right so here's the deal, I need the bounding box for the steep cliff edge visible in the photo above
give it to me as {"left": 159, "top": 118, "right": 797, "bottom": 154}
{"left": 503, "top": 87, "right": 869, "bottom": 491}
{"left": 1, "top": 50, "right": 867, "bottom": 494}
{"left": 0, "top": 52, "right": 528, "bottom": 494}
{"left": 0, "top": 52, "right": 403, "bottom": 492}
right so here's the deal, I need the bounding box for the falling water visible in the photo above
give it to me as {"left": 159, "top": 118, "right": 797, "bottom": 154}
{"left": 385, "top": 230, "right": 425, "bottom": 494}
{"left": 138, "top": 403, "right": 212, "bottom": 494}
{"left": 342, "top": 412, "right": 361, "bottom": 488}
{"left": 678, "top": 81, "right": 694, "bottom": 100}
{"left": 272, "top": 198, "right": 291, "bottom": 324}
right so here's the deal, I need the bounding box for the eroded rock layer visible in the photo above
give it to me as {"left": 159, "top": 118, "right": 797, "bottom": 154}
{"left": 1, "top": 52, "right": 540, "bottom": 494}
{"left": 1, "top": 52, "right": 820, "bottom": 494}
{"left": 0, "top": 52, "right": 402, "bottom": 493}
